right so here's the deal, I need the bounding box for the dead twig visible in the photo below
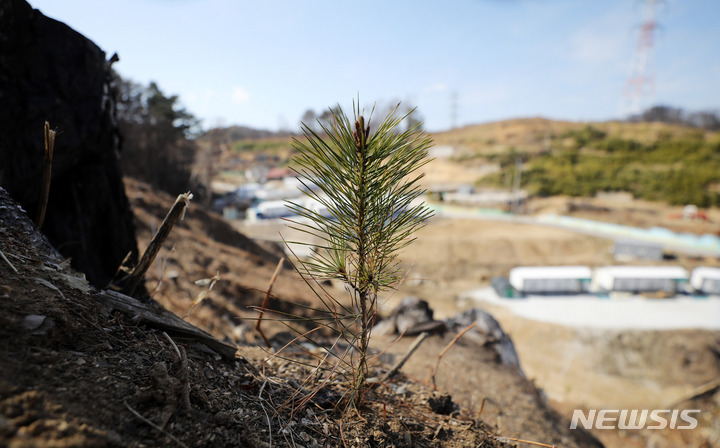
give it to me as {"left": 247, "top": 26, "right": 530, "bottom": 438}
{"left": 259, "top": 399, "right": 273, "bottom": 448}
{"left": 162, "top": 331, "right": 182, "bottom": 359}
{"left": 476, "top": 397, "right": 486, "bottom": 419}
{"left": 179, "top": 345, "right": 191, "bottom": 411}
{"left": 381, "top": 332, "right": 429, "bottom": 382}
{"left": 36, "top": 121, "right": 55, "bottom": 228}
{"left": 0, "top": 249, "right": 18, "bottom": 274}
{"left": 339, "top": 420, "right": 348, "bottom": 448}
{"left": 429, "top": 322, "right": 477, "bottom": 390}
{"left": 162, "top": 332, "right": 191, "bottom": 411}
{"left": 255, "top": 257, "right": 284, "bottom": 348}
{"left": 495, "top": 435, "right": 557, "bottom": 448}
{"left": 184, "top": 271, "right": 220, "bottom": 318}
{"left": 125, "top": 192, "right": 193, "bottom": 296}
{"left": 123, "top": 400, "right": 189, "bottom": 448}
{"left": 668, "top": 377, "right": 720, "bottom": 408}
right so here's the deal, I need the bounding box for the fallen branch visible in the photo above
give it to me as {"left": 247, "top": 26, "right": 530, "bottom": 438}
{"left": 381, "top": 332, "right": 429, "bottom": 382}
{"left": 255, "top": 257, "right": 284, "bottom": 348}
{"left": 94, "top": 289, "right": 236, "bottom": 359}
{"left": 429, "top": 322, "right": 476, "bottom": 390}
{"left": 124, "top": 192, "right": 193, "bottom": 297}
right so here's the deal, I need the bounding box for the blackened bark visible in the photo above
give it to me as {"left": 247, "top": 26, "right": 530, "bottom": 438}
{"left": 0, "top": 0, "right": 141, "bottom": 290}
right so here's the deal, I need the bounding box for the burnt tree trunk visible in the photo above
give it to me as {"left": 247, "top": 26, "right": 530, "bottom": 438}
{"left": 0, "top": 0, "right": 141, "bottom": 291}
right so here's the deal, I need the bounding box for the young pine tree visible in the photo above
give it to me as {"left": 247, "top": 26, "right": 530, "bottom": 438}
{"left": 286, "top": 101, "right": 433, "bottom": 414}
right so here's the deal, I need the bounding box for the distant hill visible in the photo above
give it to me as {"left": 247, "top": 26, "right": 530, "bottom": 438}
{"left": 200, "top": 117, "right": 720, "bottom": 207}
{"left": 433, "top": 118, "right": 720, "bottom": 207}
{"left": 200, "top": 124, "right": 295, "bottom": 142}
{"left": 432, "top": 117, "right": 718, "bottom": 156}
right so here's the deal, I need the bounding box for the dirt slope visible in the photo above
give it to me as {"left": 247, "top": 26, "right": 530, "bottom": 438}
{"left": 0, "top": 181, "right": 606, "bottom": 447}
{"left": 124, "top": 178, "right": 603, "bottom": 446}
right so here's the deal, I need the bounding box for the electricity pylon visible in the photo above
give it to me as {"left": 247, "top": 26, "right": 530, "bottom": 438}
{"left": 622, "top": 0, "right": 662, "bottom": 117}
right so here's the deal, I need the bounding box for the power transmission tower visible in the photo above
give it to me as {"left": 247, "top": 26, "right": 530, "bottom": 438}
{"left": 622, "top": 0, "right": 662, "bottom": 117}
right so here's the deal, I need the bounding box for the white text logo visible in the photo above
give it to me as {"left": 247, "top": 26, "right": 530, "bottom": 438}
{"left": 570, "top": 409, "right": 700, "bottom": 430}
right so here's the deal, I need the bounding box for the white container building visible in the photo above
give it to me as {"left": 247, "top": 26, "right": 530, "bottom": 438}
{"left": 690, "top": 267, "right": 720, "bottom": 295}
{"left": 593, "top": 266, "right": 688, "bottom": 294}
{"left": 509, "top": 266, "right": 592, "bottom": 295}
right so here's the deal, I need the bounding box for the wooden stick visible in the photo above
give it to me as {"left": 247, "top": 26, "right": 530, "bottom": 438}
{"left": 179, "top": 346, "right": 191, "bottom": 412}
{"left": 94, "top": 289, "right": 236, "bottom": 359}
{"left": 381, "top": 332, "right": 429, "bottom": 382}
{"left": 255, "top": 257, "right": 284, "bottom": 348}
{"left": 125, "top": 192, "right": 193, "bottom": 296}
{"left": 430, "top": 322, "right": 477, "bottom": 390}
{"left": 476, "top": 397, "right": 486, "bottom": 419}
{"left": 36, "top": 121, "right": 55, "bottom": 228}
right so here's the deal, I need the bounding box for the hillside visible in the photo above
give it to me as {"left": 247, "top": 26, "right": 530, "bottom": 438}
{"left": 203, "top": 117, "right": 720, "bottom": 209}
{"left": 124, "top": 177, "right": 310, "bottom": 343}
{"left": 200, "top": 116, "right": 720, "bottom": 448}
{"left": 125, "top": 178, "right": 607, "bottom": 447}
{"left": 2, "top": 138, "right": 717, "bottom": 447}
{"left": 431, "top": 117, "right": 717, "bottom": 156}
{"left": 0, "top": 180, "right": 608, "bottom": 447}
{"left": 432, "top": 118, "right": 720, "bottom": 207}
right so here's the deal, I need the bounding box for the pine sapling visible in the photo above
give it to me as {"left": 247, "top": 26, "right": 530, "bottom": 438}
{"left": 286, "top": 101, "right": 433, "bottom": 414}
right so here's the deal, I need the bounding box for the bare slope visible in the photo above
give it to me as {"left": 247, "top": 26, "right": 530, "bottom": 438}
{"left": 125, "top": 177, "right": 608, "bottom": 445}
{"left": 1, "top": 184, "right": 517, "bottom": 447}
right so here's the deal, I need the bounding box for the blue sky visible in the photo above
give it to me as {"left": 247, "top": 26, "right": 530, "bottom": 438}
{"left": 29, "top": 0, "right": 720, "bottom": 132}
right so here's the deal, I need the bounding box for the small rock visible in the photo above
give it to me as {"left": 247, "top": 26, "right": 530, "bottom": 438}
{"left": 395, "top": 297, "right": 434, "bottom": 334}
{"left": 446, "top": 308, "right": 522, "bottom": 370}
{"left": 374, "top": 297, "right": 444, "bottom": 336}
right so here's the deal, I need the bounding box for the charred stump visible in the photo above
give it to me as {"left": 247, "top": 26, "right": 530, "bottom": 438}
{"left": 0, "top": 0, "right": 141, "bottom": 290}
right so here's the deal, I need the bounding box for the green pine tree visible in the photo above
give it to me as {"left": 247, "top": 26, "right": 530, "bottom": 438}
{"left": 286, "top": 100, "right": 434, "bottom": 413}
